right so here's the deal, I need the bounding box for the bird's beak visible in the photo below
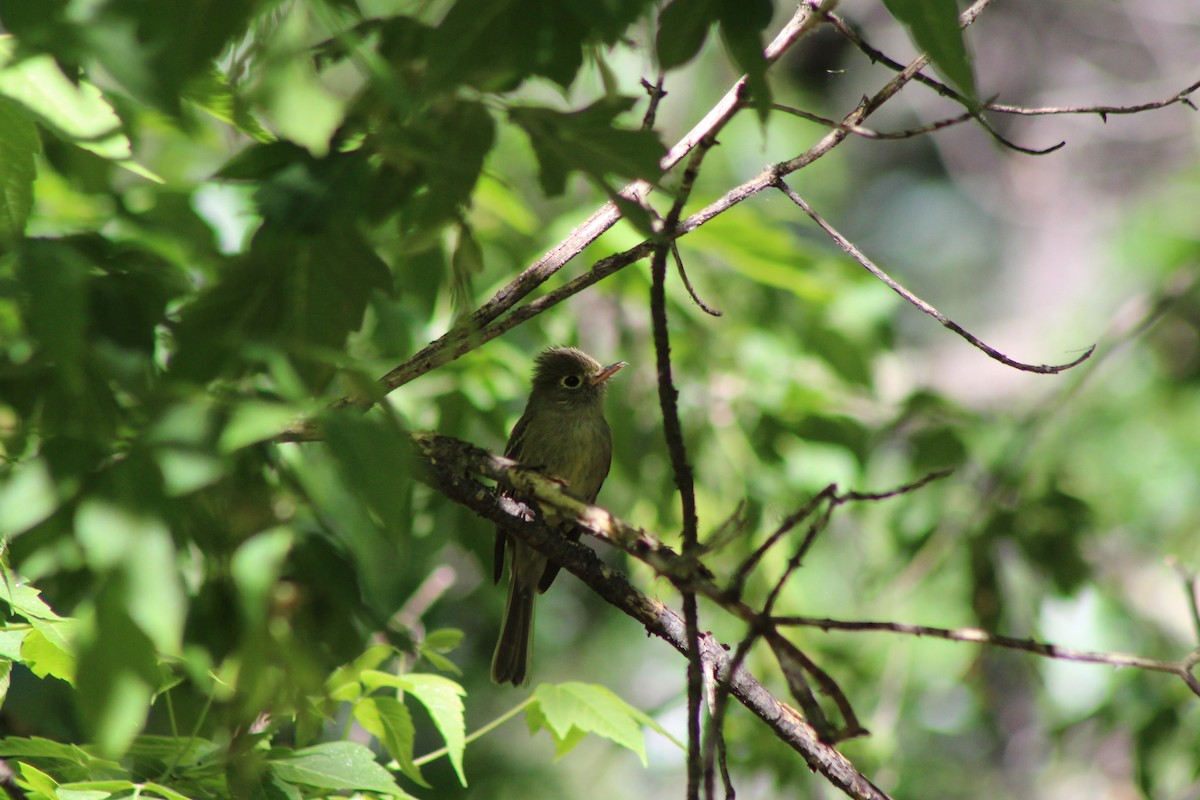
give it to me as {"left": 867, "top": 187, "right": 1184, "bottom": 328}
{"left": 591, "top": 361, "right": 627, "bottom": 385}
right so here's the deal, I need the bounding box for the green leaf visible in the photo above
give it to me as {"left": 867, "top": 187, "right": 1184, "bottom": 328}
{"left": 715, "top": 0, "right": 773, "bottom": 119}
{"left": 421, "top": 629, "right": 464, "bottom": 652}
{"left": 326, "top": 644, "right": 396, "bottom": 702}
{"left": 0, "top": 629, "right": 27, "bottom": 660}
{"left": 75, "top": 579, "right": 161, "bottom": 757}
{"left": 219, "top": 402, "right": 302, "bottom": 453}
{"left": 185, "top": 68, "right": 274, "bottom": 143}
{"left": 252, "top": 11, "right": 345, "bottom": 157}
{"left": 80, "top": 0, "right": 257, "bottom": 115}
{"left": 419, "top": 629, "right": 465, "bottom": 671}
{"left": 409, "top": 100, "right": 495, "bottom": 225}
{"left": 247, "top": 770, "right": 303, "bottom": 800}
{"left": 509, "top": 98, "right": 665, "bottom": 197}
{"left": 528, "top": 682, "right": 670, "bottom": 765}
{"left": 268, "top": 742, "right": 407, "bottom": 796}
{"left": 362, "top": 672, "right": 467, "bottom": 786}
{"left": 0, "top": 36, "right": 159, "bottom": 179}
{"left": 0, "top": 565, "right": 65, "bottom": 621}
{"left": 880, "top": 0, "right": 976, "bottom": 98}
{"left": 170, "top": 226, "right": 391, "bottom": 386}
{"left": 321, "top": 414, "right": 417, "bottom": 536}
{"left": 74, "top": 501, "right": 185, "bottom": 657}
{"left": 656, "top": 0, "right": 714, "bottom": 70}
{"left": 450, "top": 223, "right": 483, "bottom": 317}
{"left": 15, "top": 761, "right": 60, "bottom": 799}
{"left": 57, "top": 780, "right": 140, "bottom": 800}
{"left": 396, "top": 675, "right": 466, "bottom": 786}
{"left": 0, "top": 95, "right": 37, "bottom": 243}
{"left": 353, "top": 696, "right": 428, "bottom": 788}
{"left": 0, "top": 737, "right": 93, "bottom": 760}
{"left": 22, "top": 619, "right": 77, "bottom": 684}
{"left": 0, "top": 659, "right": 11, "bottom": 708}
{"left": 15, "top": 238, "right": 88, "bottom": 369}
{"left": 230, "top": 527, "right": 294, "bottom": 626}
{"left": 0, "top": 457, "right": 62, "bottom": 537}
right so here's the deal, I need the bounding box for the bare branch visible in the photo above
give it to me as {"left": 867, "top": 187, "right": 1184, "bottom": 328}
{"left": 773, "top": 179, "right": 1095, "bottom": 374}
{"left": 774, "top": 616, "right": 1200, "bottom": 697}
{"left": 986, "top": 77, "right": 1200, "bottom": 118}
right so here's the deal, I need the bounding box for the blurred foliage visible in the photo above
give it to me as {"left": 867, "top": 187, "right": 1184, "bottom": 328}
{"left": 0, "top": 1, "right": 1197, "bottom": 799}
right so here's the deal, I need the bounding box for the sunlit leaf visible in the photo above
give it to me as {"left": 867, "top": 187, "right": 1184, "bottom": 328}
{"left": 268, "top": 742, "right": 408, "bottom": 796}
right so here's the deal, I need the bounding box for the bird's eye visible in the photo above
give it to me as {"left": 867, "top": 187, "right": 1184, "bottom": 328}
{"left": 561, "top": 374, "right": 583, "bottom": 389}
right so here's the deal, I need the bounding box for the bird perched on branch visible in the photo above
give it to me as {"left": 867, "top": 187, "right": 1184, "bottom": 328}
{"left": 492, "top": 346, "right": 626, "bottom": 686}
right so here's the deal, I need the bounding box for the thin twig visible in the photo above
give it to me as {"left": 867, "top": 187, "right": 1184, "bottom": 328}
{"left": 773, "top": 100, "right": 1064, "bottom": 155}
{"left": 773, "top": 179, "right": 1095, "bottom": 374}
{"left": 986, "top": 76, "right": 1200, "bottom": 118}
{"left": 641, "top": 74, "right": 668, "bottom": 130}
{"left": 774, "top": 616, "right": 1200, "bottom": 697}
{"left": 819, "top": 6, "right": 1198, "bottom": 140}
{"left": 672, "top": 243, "right": 723, "bottom": 316}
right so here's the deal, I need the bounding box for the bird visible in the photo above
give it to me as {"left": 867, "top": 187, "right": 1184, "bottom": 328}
{"left": 491, "top": 346, "right": 626, "bottom": 686}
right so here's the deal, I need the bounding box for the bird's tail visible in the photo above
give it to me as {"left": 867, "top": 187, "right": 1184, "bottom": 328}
{"left": 491, "top": 583, "right": 535, "bottom": 686}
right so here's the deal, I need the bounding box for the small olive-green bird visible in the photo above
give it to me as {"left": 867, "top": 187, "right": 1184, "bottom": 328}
{"left": 491, "top": 346, "right": 626, "bottom": 686}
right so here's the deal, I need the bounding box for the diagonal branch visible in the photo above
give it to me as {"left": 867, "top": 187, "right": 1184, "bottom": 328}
{"left": 773, "top": 179, "right": 1095, "bottom": 374}
{"left": 414, "top": 431, "right": 893, "bottom": 800}
{"left": 277, "top": 4, "right": 832, "bottom": 439}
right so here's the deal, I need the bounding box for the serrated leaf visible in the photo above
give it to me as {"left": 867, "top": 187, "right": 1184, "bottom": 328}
{"left": 510, "top": 98, "right": 665, "bottom": 197}
{"left": 0, "top": 566, "right": 65, "bottom": 622}
{"left": 881, "top": 0, "right": 975, "bottom": 98}
{"left": 22, "top": 620, "right": 77, "bottom": 683}
{"left": 0, "top": 629, "right": 26, "bottom": 660}
{"left": 268, "top": 742, "right": 407, "bottom": 796}
{"left": 170, "top": 227, "right": 391, "bottom": 386}
{"left": 528, "top": 682, "right": 652, "bottom": 765}
{"left": 0, "top": 660, "right": 11, "bottom": 708}
{"left": 15, "top": 762, "right": 60, "bottom": 798}
{"left": 361, "top": 673, "right": 466, "bottom": 786}
{"left": 185, "top": 68, "right": 274, "bottom": 143}
{"left": 0, "top": 36, "right": 159, "bottom": 179}
{"left": 354, "top": 696, "right": 427, "bottom": 788}
{"left": 399, "top": 675, "right": 466, "bottom": 786}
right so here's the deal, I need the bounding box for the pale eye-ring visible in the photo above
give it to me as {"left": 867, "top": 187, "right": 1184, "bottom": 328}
{"left": 561, "top": 374, "right": 583, "bottom": 389}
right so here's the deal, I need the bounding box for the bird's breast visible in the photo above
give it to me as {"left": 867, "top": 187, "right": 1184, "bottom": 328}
{"left": 518, "top": 411, "right": 612, "bottom": 503}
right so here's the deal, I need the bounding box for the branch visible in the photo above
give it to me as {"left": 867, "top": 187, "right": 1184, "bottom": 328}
{"left": 774, "top": 616, "right": 1200, "bottom": 697}
{"left": 773, "top": 179, "right": 1095, "bottom": 374}
{"left": 277, "top": 3, "right": 831, "bottom": 441}
{"left": 412, "top": 431, "right": 892, "bottom": 800}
